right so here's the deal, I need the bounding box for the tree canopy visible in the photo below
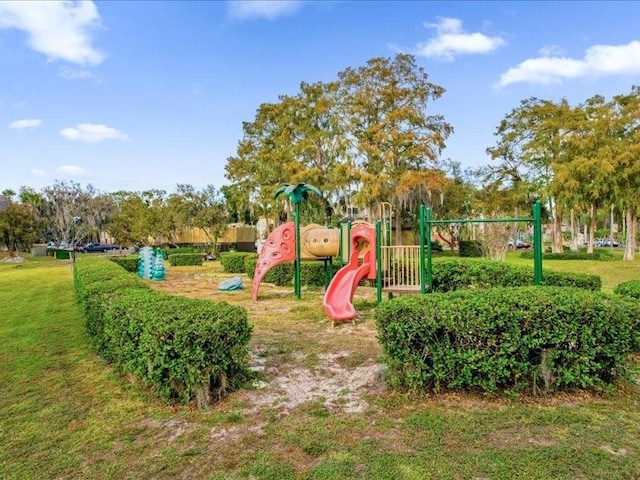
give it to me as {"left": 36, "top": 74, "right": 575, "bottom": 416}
{"left": 225, "top": 54, "right": 452, "bottom": 241}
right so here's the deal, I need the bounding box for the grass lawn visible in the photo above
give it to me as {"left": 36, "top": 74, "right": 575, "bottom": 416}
{"left": 1, "top": 254, "right": 639, "bottom": 479}
{"left": 505, "top": 249, "right": 640, "bottom": 294}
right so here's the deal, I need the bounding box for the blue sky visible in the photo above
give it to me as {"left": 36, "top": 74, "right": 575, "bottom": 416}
{"left": 1, "top": 1, "right": 639, "bottom": 195}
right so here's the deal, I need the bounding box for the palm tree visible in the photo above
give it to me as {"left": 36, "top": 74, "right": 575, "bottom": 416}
{"left": 274, "top": 183, "right": 322, "bottom": 299}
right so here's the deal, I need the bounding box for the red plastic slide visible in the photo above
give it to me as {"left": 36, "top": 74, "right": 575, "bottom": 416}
{"left": 322, "top": 249, "right": 372, "bottom": 322}
{"left": 322, "top": 223, "right": 376, "bottom": 322}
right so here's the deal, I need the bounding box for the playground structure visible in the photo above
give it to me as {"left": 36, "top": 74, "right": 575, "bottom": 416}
{"left": 251, "top": 220, "right": 377, "bottom": 323}
{"left": 252, "top": 201, "right": 543, "bottom": 324}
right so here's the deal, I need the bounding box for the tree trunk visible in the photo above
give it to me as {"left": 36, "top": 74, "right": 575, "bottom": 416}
{"left": 570, "top": 209, "right": 578, "bottom": 251}
{"left": 552, "top": 206, "right": 563, "bottom": 253}
{"left": 624, "top": 207, "right": 636, "bottom": 261}
{"left": 435, "top": 226, "right": 456, "bottom": 255}
{"left": 587, "top": 202, "right": 596, "bottom": 254}
{"left": 610, "top": 205, "right": 615, "bottom": 246}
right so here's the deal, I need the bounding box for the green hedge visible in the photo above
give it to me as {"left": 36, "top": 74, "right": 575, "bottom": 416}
{"left": 300, "top": 261, "right": 341, "bottom": 286}
{"left": 74, "top": 259, "right": 148, "bottom": 353}
{"left": 109, "top": 255, "right": 139, "bottom": 273}
{"left": 245, "top": 257, "right": 293, "bottom": 286}
{"left": 73, "top": 256, "right": 251, "bottom": 406}
{"left": 245, "top": 257, "right": 342, "bottom": 287}
{"left": 221, "top": 252, "right": 256, "bottom": 273}
{"left": 614, "top": 280, "right": 640, "bottom": 300}
{"left": 520, "top": 248, "right": 614, "bottom": 261}
{"left": 168, "top": 253, "right": 204, "bottom": 266}
{"left": 424, "top": 240, "right": 443, "bottom": 253}
{"left": 162, "top": 246, "right": 201, "bottom": 259}
{"left": 459, "top": 240, "right": 483, "bottom": 257}
{"left": 431, "top": 258, "right": 601, "bottom": 292}
{"left": 376, "top": 286, "right": 640, "bottom": 394}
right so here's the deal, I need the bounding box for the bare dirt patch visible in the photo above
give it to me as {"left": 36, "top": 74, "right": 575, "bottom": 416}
{"left": 242, "top": 350, "right": 385, "bottom": 415}
{"left": 152, "top": 263, "right": 386, "bottom": 446}
{"left": 139, "top": 418, "right": 191, "bottom": 443}
{"left": 1, "top": 255, "right": 26, "bottom": 263}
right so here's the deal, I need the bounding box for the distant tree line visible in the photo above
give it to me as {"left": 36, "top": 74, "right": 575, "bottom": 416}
{"left": 2, "top": 55, "right": 638, "bottom": 259}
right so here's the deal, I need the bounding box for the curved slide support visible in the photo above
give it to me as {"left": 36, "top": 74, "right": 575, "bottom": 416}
{"left": 252, "top": 222, "right": 296, "bottom": 301}
{"left": 323, "top": 223, "right": 377, "bottom": 322}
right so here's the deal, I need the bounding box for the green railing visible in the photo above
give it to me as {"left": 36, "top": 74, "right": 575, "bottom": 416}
{"left": 375, "top": 200, "right": 544, "bottom": 301}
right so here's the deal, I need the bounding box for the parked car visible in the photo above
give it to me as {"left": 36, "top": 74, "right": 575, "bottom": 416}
{"left": 508, "top": 238, "right": 532, "bottom": 249}
{"left": 595, "top": 238, "right": 620, "bottom": 247}
{"left": 82, "top": 243, "right": 119, "bottom": 253}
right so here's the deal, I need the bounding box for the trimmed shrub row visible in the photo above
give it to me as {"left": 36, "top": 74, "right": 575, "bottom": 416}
{"left": 109, "top": 255, "right": 139, "bottom": 273}
{"left": 376, "top": 286, "right": 640, "bottom": 394}
{"left": 614, "top": 280, "right": 640, "bottom": 300}
{"left": 169, "top": 253, "right": 204, "bottom": 266}
{"left": 73, "top": 256, "right": 251, "bottom": 407}
{"left": 431, "top": 258, "right": 601, "bottom": 292}
{"left": 221, "top": 252, "right": 256, "bottom": 273}
{"left": 242, "top": 256, "right": 600, "bottom": 292}
{"left": 425, "top": 240, "right": 443, "bottom": 253}
{"left": 161, "top": 246, "right": 202, "bottom": 259}
{"left": 244, "top": 257, "right": 340, "bottom": 287}
{"left": 520, "top": 248, "right": 614, "bottom": 261}
{"left": 458, "top": 240, "right": 483, "bottom": 257}
{"left": 245, "top": 257, "right": 294, "bottom": 286}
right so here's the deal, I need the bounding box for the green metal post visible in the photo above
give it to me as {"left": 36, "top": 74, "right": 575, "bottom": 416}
{"left": 533, "top": 200, "right": 543, "bottom": 285}
{"left": 376, "top": 221, "right": 382, "bottom": 304}
{"left": 419, "top": 205, "right": 426, "bottom": 294}
{"left": 294, "top": 202, "right": 301, "bottom": 299}
{"left": 425, "top": 207, "right": 432, "bottom": 292}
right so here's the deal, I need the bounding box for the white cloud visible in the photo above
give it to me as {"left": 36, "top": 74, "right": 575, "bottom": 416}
{"left": 227, "top": 1, "right": 302, "bottom": 20}
{"left": 56, "top": 165, "right": 86, "bottom": 176}
{"left": 0, "top": 0, "right": 104, "bottom": 65}
{"left": 538, "top": 45, "right": 565, "bottom": 57}
{"left": 58, "top": 66, "right": 96, "bottom": 80}
{"left": 31, "top": 168, "right": 47, "bottom": 177}
{"left": 9, "top": 118, "right": 42, "bottom": 129}
{"left": 498, "top": 40, "right": 640, "bottom": 87}
{"left": 59, "top": 123, "right": 128, "bottom": 143}
{"left": 416, "top": 17, "right": 506, "bottom": 61}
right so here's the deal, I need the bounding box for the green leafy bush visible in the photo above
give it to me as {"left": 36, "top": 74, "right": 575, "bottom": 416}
{"left": 543, "top": 270, "right": 602, "bottom": 290}
{"left": 300, "top": 261, "right": 341, "bottom": 287}
{"left": 168, "top": 253, "right": 204, "bottom": 266}
{"left": 74, "top": 257, "right": 148, "bottom": 353}
{"left": 614, "top": 280, "right": 640, "bottom": 300}
{"left": 245, "top": 257, "right": 341, "bottom": 287}
{"left": 424, "top": 240, "right": 443, "bottom": 253}
{"left": 161, "top": 246, "right": 201, "bottom": 259}
{"left": 459, "top": 240, "right": 483, "bottom": 257}
{"left": 431, "top": 258, "right": 601, "bottom": 292}
{"left": 104, "top": 290, "right": 251, "bottom": 405}
{"left": 221, "top": 252, "right": 255, "bottom": 273}
{"left": 520, "top": 248, "right": 614, "bottom": 261}
{"left": 73, "top": 256, "right": 252, "bottom": 406}
{"left": 376, "top": 286, "right": 640, "bottom": 394}
{"left": 245, "top": 257, "right": 293, "bottom": 286}
{"left": 109, "top": 255, "right": 139, "bottom": 273}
